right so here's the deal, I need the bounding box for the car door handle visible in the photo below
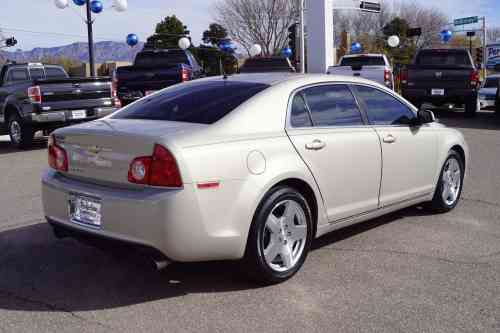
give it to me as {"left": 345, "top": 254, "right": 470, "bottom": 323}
{"left": 383, "top": 134, "right": 396, "bottom": 144}
{"left": 305, "top": 139, "right": 326, "bottom": 150}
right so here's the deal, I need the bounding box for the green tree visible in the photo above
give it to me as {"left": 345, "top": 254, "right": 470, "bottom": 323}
{"left": 202, "top": 23, "right": 228, "bottom": 46}
{"left": 382, "top": 17, "right": 416, "bottom": 65}
{"left": 146, "top": 15, "right": 188, "bottom": 49}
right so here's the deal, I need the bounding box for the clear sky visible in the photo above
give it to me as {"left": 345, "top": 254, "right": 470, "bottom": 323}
{"left": 1, "top": 0, "right": 499, "bottom": 50}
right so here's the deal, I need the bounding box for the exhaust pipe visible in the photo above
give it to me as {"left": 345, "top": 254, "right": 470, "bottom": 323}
{"left": 153, "top": 259, "right": 171, "bottom": 271}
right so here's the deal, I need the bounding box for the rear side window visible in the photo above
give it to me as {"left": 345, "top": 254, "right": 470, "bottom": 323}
{"left": 134, "top": 51, "right": 189, "bottom": 67}
{"left": 340, "top": 56, "right": 385, "bottom": 67}
{"left": 112, "top": 81, "right": 270, "bottom": 124}
{"left": 29, "top": 68, "right": 45, "bottom": 80}
{"left": 45, "top": 67, "right": 68, "bottom": 79}
{"left": 290, "top": 93, "right": 312, "bottom": 127}
{"left": 353, "top": 85, "right": 416, "bottom": 125}
{"left": 7, "top": 68, "right": 29, "bottom": 82}
{"left": 302, "top": 85, "right": 364, "bottom": 127}
{"left": 416, "top": 51, "right": 471, "bottom": 67}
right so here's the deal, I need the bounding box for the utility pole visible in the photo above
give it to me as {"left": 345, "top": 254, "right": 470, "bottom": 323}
{"left": 299, "top": 0, "right": 306, "bottom": 73}
{"left": 86, "top": 0, "right": 96, "bottom": 77}
{"left": 482, "top": 16, "right": 487, "bottom": 77}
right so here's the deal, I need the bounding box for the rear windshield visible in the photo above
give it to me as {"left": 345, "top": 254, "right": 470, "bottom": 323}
{"left": 29, "top": 68, "right": 45, "bottom": 80}
{"left": 416, "top": 50, "right": 472, "bottom": 67}
{"left": 112, "top": 80, "right": 270, "bottom": 124}
{"left": 484, "top": 77, "right": 499, "bottom": 88}
{"left": 45, "top": 67, "right": 68, "bottom": 79}
{"left": 340, "top": 56, "right": 385, "bottom": 67}
{"left": 134, "top": 51, "right": 189, "bottom": 67}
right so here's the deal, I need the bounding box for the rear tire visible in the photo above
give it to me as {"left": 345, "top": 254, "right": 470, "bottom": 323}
{"left": 426, "top": 151, "right": 464, "bottom": 213}
{"left": 8, "top": 114, "right": 34, "bottom": 149}
{"left": 243, "top": 186, "right": 313, "bottom": 284}
{"left": 464, "top": 98, "right": 477, "bottom": 117}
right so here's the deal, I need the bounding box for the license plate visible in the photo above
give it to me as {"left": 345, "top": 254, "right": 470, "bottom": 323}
{"left": 69, "top": 194, "right": 102, "bottom": 228}
{"left": 71, "top": 110, "right": 87, "bottom": 119}
{"left": 145, "top": 90, "right": 157, "bottom": 96}
{"left": 431, "top": 89, "right": 445, "bottom": 96}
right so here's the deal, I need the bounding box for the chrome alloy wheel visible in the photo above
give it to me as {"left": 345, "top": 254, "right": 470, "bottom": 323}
{"left": 9, "top": 120, "right": 22, "bottom": 144}
{"left": 262, "top": 200, "right": 308, "bottom": 272}
{"left": 441, "top": 157, "right": 462, "bottom": 206}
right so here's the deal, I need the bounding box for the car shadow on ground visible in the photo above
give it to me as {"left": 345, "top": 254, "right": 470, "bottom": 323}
{"left": 432, "top": 109, "right": 500, "bottom": 131}
{"left": 0, "top": 137, "right": 48, "bottom": 156}
{"left": 0, "top": 205, "right": 432, "bottom": 313}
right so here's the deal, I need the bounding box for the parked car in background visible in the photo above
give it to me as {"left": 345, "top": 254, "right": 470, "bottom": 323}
{"left": 401, "top": 48, "right": 480, "bottom": 116}
{"left": 42, "top": 73, "right": 468, "bottom": 284}
{"left": 115, "top": 49, "right": 204, "bottom": 106}
{"left": 478, "top": 75, "right": 499, "bottom": 110}
{"left": 327, "top": 54, "right": 394, "bottom": 90}
{"left": 0, "top": 62, "right": 118, "bottom": 149}
{"left": 239, "top": 57, "right": 296, "bottom": 73}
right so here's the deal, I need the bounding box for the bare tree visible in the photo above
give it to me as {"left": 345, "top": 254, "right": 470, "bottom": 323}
{"left": 487, "top": 27, "right": 500, "bottom": 44}
{"left": 213, "top": 0, "right": 299, "bottom": 56}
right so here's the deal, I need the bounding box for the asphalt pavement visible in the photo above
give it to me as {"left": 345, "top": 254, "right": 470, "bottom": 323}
{"left": 0, "top": 110, "right": 499, "bottom": 332}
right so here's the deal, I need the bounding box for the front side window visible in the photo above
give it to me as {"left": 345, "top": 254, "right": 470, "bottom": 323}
{"left": 112, "top": 80, "right": 270, "bottom": 124}
{"left": 353, "top": 85, "right": 416, "bottom": 126}
{"left": 301, "top": 84, "right": 364, "bottom": 127}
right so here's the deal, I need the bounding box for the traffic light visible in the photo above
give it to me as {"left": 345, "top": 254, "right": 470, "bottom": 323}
{"left": 476, "top": 47, "right": 483, "bottom": 64}
{"left": 288, "top": 23, "right": 297, "bottom": 61}
{"left": 360, "top": 1, "right": 381, "bottom": 13}
{"left": 5, "top": 37, "right": 17, "bottom": 47}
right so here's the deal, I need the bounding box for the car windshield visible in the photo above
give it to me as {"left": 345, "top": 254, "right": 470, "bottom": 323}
{"left": 112, "top": 80, "right": 270, "bottom": 124}
{"left": 484, "top": 77, "right": 499, "bottom": 88}
{"left": 134, "top": 51, "right": 189, "bottom": 67}
{"left": 340, "top": 56, "right": 385, "bottom": 67}
{"left": 416, "top": 51, "right": 471, "bottom": 67}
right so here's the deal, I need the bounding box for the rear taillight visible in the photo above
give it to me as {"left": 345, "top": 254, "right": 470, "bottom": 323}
{"left": 469, "top": 70, "right": 480, "bottom": 88}
{"left": 128, "top": 144, "right": 182, "bottom": 188}
{"left": 180, "top": 68, "right": 190, "bottom": 82}
{"left": 400, "top": 69, "right": 408, "bottom": 85}
{"left": 48, "top": 135, "right": 68, "bottom": 172}
{"left": 384, "top": 69, "right": 391, "bottom": 86}
{"left": 28, "top": 85, "right": 42, "bottom": 104}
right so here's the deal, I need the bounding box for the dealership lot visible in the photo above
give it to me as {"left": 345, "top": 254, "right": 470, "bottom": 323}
{"left": 0, "top": 110, "right": 499, "bottom": 332}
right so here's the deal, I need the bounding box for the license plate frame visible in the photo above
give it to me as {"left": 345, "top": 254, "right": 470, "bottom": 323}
{"left": 68, "top": 193, "right": 102, "bottom": 228}
{"left": 431, "top": 89, "right": 445, "bottom": 96}
{"left": 71, "top": 110, "right": 87, "bottom": 119}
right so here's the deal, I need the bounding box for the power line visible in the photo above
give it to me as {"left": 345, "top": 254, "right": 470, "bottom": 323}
{"left": 1, "top": 26, "right": 125, "bottom": 41}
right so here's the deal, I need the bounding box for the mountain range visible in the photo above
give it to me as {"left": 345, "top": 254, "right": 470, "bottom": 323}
{"left": 0, "top": 41, "right": 144, "bottom": 64}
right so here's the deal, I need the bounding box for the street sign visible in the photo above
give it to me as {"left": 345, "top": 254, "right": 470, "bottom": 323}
{"left": 359, "top": 1, "right": 381, "bottom": 13}
{"left": 454, "top": 16, "right": 479, "bottom": 26}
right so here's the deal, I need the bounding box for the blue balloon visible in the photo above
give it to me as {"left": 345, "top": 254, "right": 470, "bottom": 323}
{"left": 281, "top": 47, "right": 293, "bottom": 58}
{"left": 90, "top": 0, "right": 103, "bottom": 13}
{"left": 73, "top": 0, "right": 85, "bottom": 5}
{"left": 351, "top": 42, "right": 362, "bottom": 53}
{"left": 440, "top": 30, "right": 453, "bottom": 42}
{"left": 218, "top": 40, "right": 235, "bottom": 53}
{"left": 126, "top": 33, "right": 139, "bottom": 47}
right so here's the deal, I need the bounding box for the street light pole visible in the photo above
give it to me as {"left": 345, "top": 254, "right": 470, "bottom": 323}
{"left": 86, "top": 0, "right": 96, "bottom": 77}
{"left": 299, "top": 0, "right": 306, "bottom": 73}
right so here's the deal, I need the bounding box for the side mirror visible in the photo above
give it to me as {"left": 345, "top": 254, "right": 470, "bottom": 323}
{"left": 417, "top": 109, "right": 436, "bottom": 124}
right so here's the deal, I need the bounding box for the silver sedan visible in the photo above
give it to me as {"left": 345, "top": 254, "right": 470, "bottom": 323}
{"left": 42, "top": 73, "right": 468, "bottom": 284}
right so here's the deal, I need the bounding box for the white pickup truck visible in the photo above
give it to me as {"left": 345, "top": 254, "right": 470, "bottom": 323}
{"left": 327, "top": 54, "right": 394, "bottom": 90}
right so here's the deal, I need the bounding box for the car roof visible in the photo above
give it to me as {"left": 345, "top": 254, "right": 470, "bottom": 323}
{"left": 342, "top": 53, "right": 385, "bottom": 58}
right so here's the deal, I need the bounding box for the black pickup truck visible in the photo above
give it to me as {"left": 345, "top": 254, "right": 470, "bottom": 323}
{"left": 115, "top": 49, "right": 204, "bottom": 106}
{"left": 401, "top": 48, "right": 480, "bottom": 117}
{"left": 0, "top": 63, "right": 119, "bottom": 148}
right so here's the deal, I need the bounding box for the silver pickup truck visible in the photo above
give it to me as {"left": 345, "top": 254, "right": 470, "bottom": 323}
{"left": 327, "top": 54, "right": 394, "bottom": 90}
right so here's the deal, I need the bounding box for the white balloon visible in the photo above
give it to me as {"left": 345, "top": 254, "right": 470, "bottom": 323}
{"left": 54, "top": 0, "right": 69, "bottom": 9}
{"left": 113, "top": 0, "right": 128, "bottom": 12}
{"left": 388, "top": 35, "right": 400, "bottom": 48}
{"left": 249, "top": 44, "right": 262, "bottom": 57}
{"left": 178, "top": 37, "right": 191, "bottom": 50}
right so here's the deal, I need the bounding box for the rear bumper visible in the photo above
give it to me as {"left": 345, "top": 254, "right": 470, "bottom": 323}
{"left": 41, "top": 169, "right": 246, "bottom": 262}
{"left": 30, "top": 107, "right": 117, "bottom": 123}
{"left": 402, "top": 88, "right": 477, "bottom": 104}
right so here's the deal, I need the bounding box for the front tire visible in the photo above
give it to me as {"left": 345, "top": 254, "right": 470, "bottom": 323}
{"left": 427, "top": 151, "right": 464, "bottom": 213}
{"left": 8, "top": 114, "right": 34, "bottom": 149}
{"left": 244, "top": 186, "right": 313, "bottom": 284}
